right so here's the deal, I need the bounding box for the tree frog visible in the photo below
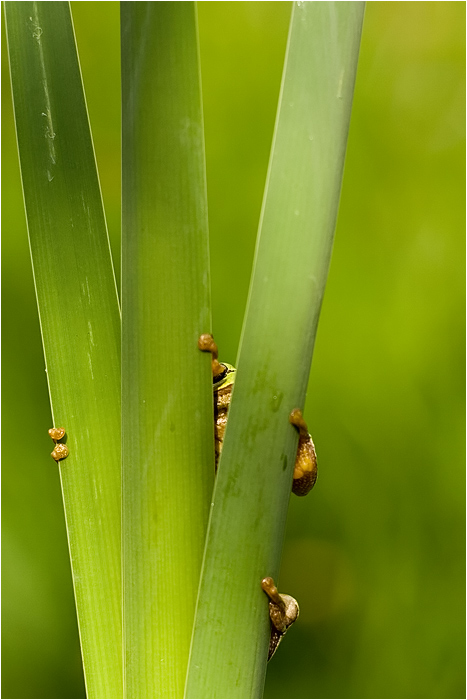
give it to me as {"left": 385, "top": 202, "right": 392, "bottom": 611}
{"left": 261, "top": 576, "right": 299, "bottom": 660}
{"left": 198, "top": 333, "right": 317, "bottom": 495}
{"left": 48, "top": 427, "right": 69, "bottom": 462}
{"left": 198, "top": 334, "right": 313, "bottom": 659}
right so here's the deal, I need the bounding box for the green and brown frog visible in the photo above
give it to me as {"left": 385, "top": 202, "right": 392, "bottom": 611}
{"left": 198, "top": 333, "right": 318, "bottom": 660}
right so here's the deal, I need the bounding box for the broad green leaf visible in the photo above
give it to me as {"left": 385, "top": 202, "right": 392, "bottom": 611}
{"left": 121, "top": 3, "right": 212, "bottom": 698}
{"left": 185, "top": 3, "right": 365, "bottom": 698}
{"left": 5, "top": 3, "right": 122, "bottom": 698}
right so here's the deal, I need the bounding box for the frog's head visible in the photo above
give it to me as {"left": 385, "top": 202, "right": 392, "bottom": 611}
{"left": 213, "top": 363, "right": 236, "bottom": 391}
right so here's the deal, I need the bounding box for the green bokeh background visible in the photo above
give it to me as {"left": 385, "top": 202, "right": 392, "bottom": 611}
{"left": 2, "top": 2, "right": 464, "bottom": 699}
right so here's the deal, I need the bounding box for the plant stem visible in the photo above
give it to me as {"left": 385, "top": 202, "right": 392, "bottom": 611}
{"left": 121, "top": 3, "right": 212, "bottom": 697}
{"left": 5, "top": 3, "right": 122, "bottom": 697}
{"left": 185, "top": 3, "right": 365, "bottom": 698}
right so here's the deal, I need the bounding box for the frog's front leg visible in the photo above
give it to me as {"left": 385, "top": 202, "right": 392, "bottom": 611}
{"left": 198, "top": 333, "right": 224, "bottom": 380}
{"left": 289, "top": 408, "right": 317, "bottom": 496}
{"left": 261, "top": 576, "right": 299, "bottom": 661}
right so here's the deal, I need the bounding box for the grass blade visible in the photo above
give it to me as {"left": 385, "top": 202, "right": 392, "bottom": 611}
{"left": 185, "top": 3, "right": 365, "bottom": 697}
{"left": 121, "top": 3, "right": 212, "bottom": 697}
{"left": 4, "top": 2, "right": 122, "bottom": 698}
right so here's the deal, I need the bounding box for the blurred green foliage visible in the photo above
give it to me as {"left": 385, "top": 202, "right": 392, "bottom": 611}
{"left": 2, "top": 2, "right": 464, "bottom": 699}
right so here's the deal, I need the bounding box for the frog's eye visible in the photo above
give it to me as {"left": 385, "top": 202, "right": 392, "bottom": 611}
{"left": 213, "top": 364, "right": 229, "bottom": 388}
{"left": 49, "top": 427, "right": 66, "bottom": 442}
{"left": 51, "top": 443, "right": 69, "bottom": 462}
{"left": 213, "top": 363, "right": 236, "bottom": 391}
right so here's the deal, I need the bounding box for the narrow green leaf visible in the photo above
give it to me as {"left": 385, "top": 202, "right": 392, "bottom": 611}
{"left": 185, "top": 3, "right": 365, "bottom": 698}
{"left": 4, "top": 3, "right": 122, "bottom": 699}
{"left": 121, "top": 3, "right": 212, "bottom": 698}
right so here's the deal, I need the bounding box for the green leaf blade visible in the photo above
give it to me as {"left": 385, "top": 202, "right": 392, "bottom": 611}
{"left": 5, "top": 2, "right": 122, "bottom": 698}
{"left": 121, "top": 3, "right": 212, "bottom": 698}
{"left": 185, "top": 3, "right": 365, "bottom": 698}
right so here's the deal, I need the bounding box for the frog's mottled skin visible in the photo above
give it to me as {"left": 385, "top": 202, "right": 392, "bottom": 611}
{"left": 212, "top": 363, "right": 236, "bottom": 469}
{"left": 214, "top": 381, "right": 233, "bottom": 469}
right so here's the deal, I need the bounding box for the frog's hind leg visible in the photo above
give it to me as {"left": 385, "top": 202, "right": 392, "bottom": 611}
{"left": 261, "top": 576, "right": 299, "bottom": 661}
{"left": 289, "top": 408, "right": 317, "bottom": 496}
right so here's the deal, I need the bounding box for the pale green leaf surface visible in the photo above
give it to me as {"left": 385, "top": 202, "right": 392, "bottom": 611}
{"left": 185, "top": 3, "right": 365, "bottom": 698}
{"left": 5, "top": 2, "right": 122, "bottom": 699}
{"left": 121, "top": 4, "right": 212, "bottom": 698}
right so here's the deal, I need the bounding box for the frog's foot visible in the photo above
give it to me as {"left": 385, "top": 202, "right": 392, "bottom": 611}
{"left": 48, "top": 427, "right": 69, "bottom": 463}
{"left": 261, "top": 577, "right": 299, "bottom": 661}
{"left": 51, "top": 443, "right": 69, "bottom": 462}
{"left": 289, "top": 408, "right": 317, "bottom": 496}
{"left": 48, "top": 427, "right": 66, "bottom": 442}
{"left": 198, "top": 333, "right": 225, "bottom": 380}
